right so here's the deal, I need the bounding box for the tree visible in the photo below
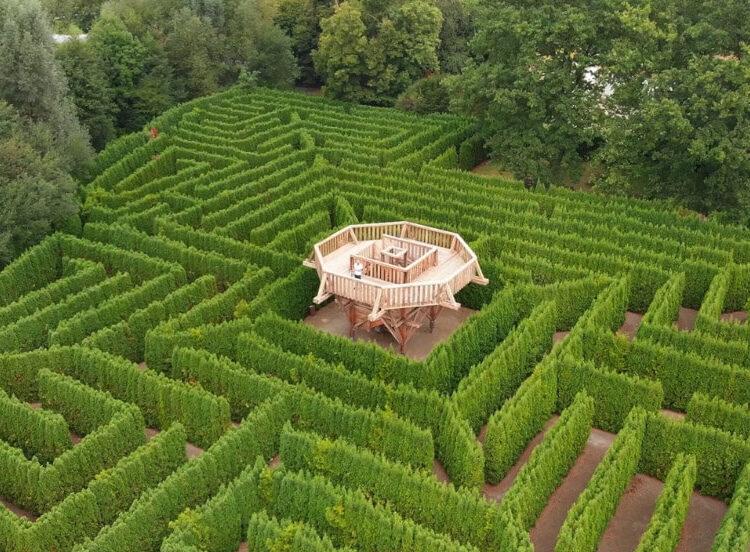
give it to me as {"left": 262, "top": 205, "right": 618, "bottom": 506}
{"left": 433, "top": 0, "right": 473, "bottom": 74}
{"left": 368, "top": 0, "right": 442, "bottom": 101}
{"left": 0, "top": 102, "right": 78, "bottom": 266}
{"left": 132, "top": 43, "right": 179, "bottom": 127}
{"left": 450, "top": 0, "right": 615, "bottom": 184}
{"left": 56, "top": 39, "right": 117, "bottom": 150}
{"left": 226, "top": 0, "right": 300, "bottom": 88}
{"left": 88, "top": 15, "right": 147, "bottom": 132}
{"left": 314, "top": 2, "right": 371, "bottom": 102}
{"left": 597, "top": 53, "right": 750, "bottom": 220}
{"left": 275, "top": 0, "right": 330, "bottom": 83}
{"left": 165, "top": 8, "right": 223, "bottom": 100}
{"left": 42, "top": 0, "right": 106, "bottom": 32}
{"left": 396, "top": 74, "right": 450, "bottom": 113}
{"left": 0, "top": 0, "right": 92, "bottom": 175}
{"left": 314, "top": 0, "right": 442, "bottom": 103}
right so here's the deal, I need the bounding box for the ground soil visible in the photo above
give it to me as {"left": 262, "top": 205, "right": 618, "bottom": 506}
{"left": 530, "top": 428, "right": 615, "bottom": 552}
{"left": 617, "top": 312, "right": 643, "bottom": 340}
{"left": 676, "top": 307, "right": 699, "bottom": 331}
{"left": 599, "top": 474, "right": 662, "bottom": 551}
{"left": 471, "top": 160, "right": 516, "bottom": 180}
{"left": 660, "top": 409, "right": 686, "bottom": 422}
{"left": 553, "top": 331, "right": 570, "bottom": 344}
{"left": 0, "top": 496, "right": 37, "bottom": 522}
{"left": 720, "top": 311, "right": 748, "bottom": 324}
{"left": 268, "top": 454, "right": 281, "bottom": 469}
{"left": 303, "top": 302, "right": 476, "bottom": 360}
{"left": 432, "top": 459, "right": 450, "bottom": 484}
{"left": 295, "top": 85, "right": 322, "bottom": 96}
{"left": 674, "top": 491, "right": 727, "bottom": 552}
{"left": 599, "top": 473, "right": 726, "bottom": 552}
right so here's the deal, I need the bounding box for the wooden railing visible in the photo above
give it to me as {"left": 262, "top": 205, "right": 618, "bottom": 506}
{"left": 382, "top": 234, "right": 432, "bottom": 263}
{"left": 402, "top": 222, "right": 455, "bottom": 249}
{"left": 403, "top": 248, "right": 438, "bottom": 282}
{"left": 318, "top": 227, "right": 354, "bottom": 258}
{"left": 353, "top": 222, "right": 405, "bottom": 242}
{"left": 350, "top": 254, "right": 406, "bottom": 284}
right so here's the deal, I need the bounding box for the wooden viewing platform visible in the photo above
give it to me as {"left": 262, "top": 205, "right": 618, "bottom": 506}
{"left": 304, "top": 222, "right": 488, "bottom": 352}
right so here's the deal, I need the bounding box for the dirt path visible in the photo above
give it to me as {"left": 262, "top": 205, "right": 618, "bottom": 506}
{"left": 675, "top": 491, "right": 727, "bottom": 552}
{"left": 433, "top": 459, "right": 450, "bottom": 483}
{"left": 720, "top": 311, "right": 748, "bottom": 324}
{"left": 618, "top": 312, "right": 643, "bottom": 340}
{"left": 598, "top": 474, "right": 662, "bottom": 551}
{"left": 530, "top": 428, "right": 615, "bottom": 552}
{"left": 0, "top": 496, "right": 37, "bottom": 521}
{"left": 676, "top": 307, "right": 698, "bottom": 330}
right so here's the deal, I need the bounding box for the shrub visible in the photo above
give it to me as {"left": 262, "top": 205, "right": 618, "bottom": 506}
{"left": 395, "top": 75, "right": 450, "bottom": 115}
{"left": 634, "top": 453, "right": 696, "bottom": 552}
{"left": 500, "top": 391, "right": 594, "bottom": 529}
{"left": 555, "top": 407, "right": 647, "bottom": 552}
{"left": 484, "top": 362, "right": 557, "bottom": 483}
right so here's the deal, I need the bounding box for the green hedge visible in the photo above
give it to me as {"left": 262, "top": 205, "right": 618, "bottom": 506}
{"left": 155, "top": 218, "right": 299, "bottom": 276}
{"left": 255, "top": 467, "right": 479, "bottom": 552}
{"left": 0, "top": 369, "right": 145, "bottom": 514}
{"left": 12, "top": 424, "right": 186, "bottom": 552}
{"left": 252, "top": 312, "right": 429, "bottom": 388}
{"left": 71, "top": 396, "right": 290, "bottom": 552}
{"left": 82, "top": 223, "right": 246, "bottom": 286}
{"left": 49, "top": 273, "right": 182, "bottom": 346}
{"left": 175, "top": 347, "right": 433, "bottom": 469}
{"left": 634, "top": 453, "right": 696, "bottom": 552}
{"left": 244, "top": 512, "right": 349, "bottom": 552}
{"left": 0, "top": 237, "right": 60, "bottom": 307}
{"left": 555, "top": 407, "right": 646, "bottom": 552}
{"left": 81, "top": 275, "right": 218, "bottom": 362}
{"left": 0, "top": 273, "right": 133, "bottom": 352}
{"left": 641, "top": 272, "right": 685, "bottom": 327}
{"left": 711, "top": 462, "right": 750, "bottom": 552}
{"left": 0, "top": 385, "right": 70, "bottom": 464}
{"left": 145, "top": 317, "right": 255, "bottom": 374}
{"left": 58, "top": 234, "right": 184, "bottom": 284}
{"left": 453, "top": 300, "right": 556, "bottom": 432}
{"left": 557, "top": 347, "right": 663, "bottom": 432}
{"left": 639, "top": 412, "right": 750, "bottom": 500}
{"left": 484, "top": 362, "right": 557, "bottom": 483}
{"left": 0, "top": 260, "right": 106, "bottom": 326}
{"left": 500, "top": 391, "right": 594, "bottom": 530}
{"left": 581, "top": 328, "right": 750, "bottom": 411}
{"left": 427, "top": 285, "right": 530, "bottom": 392}
{"left": 244, "top": 267, "right": 318, "bottom": 321}
{"left": 686, "top": 393, "right": 750, "bottom": 439}
{"left": 236, "top": 332, "right": 484, "bottom": 488}
{"left": 638, "top": 322, "right": 750, "bottom": 369}
{"left": 59, "top": 347, "right": 230, "bottom": 449}
{"left": 279, "top": 424, "right": 515, "bottom": 550}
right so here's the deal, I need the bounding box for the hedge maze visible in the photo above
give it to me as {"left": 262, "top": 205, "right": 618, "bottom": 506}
{"left": 0, "top": 86, "right": 749, "bottom": 551}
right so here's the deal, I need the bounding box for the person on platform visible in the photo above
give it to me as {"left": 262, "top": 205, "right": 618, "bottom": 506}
{"left": 353, "top": 260, "right": 364, "bottom": 279}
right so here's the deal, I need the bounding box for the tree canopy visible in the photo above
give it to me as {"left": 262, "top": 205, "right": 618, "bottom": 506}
{"left": 451, "top": 0, "right": 750, "bottom": 217}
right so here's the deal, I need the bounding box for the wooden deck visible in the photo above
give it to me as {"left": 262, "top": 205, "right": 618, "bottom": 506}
{"left": 304, "top": 222, "right": 488, "bottom": 352}
{"left": 323, "top": 240, "right": 464, "bottom": 285}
